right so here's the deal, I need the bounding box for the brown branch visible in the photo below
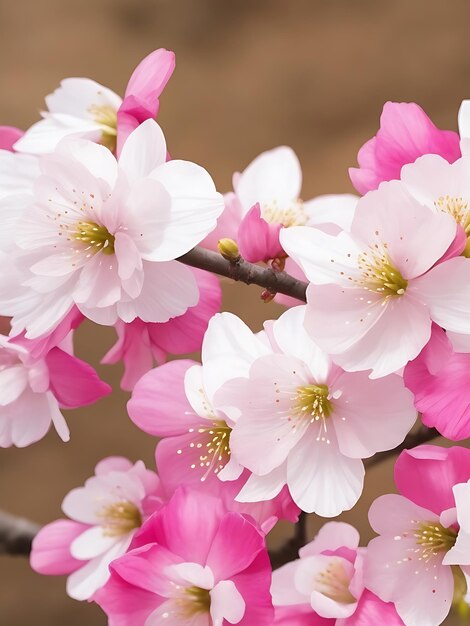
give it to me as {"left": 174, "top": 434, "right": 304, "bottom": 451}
{"left": 269, "top": 511, "right": 307, "bottom": 569}
{"left": 0, "top": 510, "right": 40, "bottom": 556}
{"left": 0, "top": 430, "right": 440, "bottom": 560}
{"left": 178, "top": 246, "right": 308, "bottom": 302}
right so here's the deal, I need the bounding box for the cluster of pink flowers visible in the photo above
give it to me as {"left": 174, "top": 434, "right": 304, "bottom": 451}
{"left": 2, "top": 46, "right": 470, "bottom": 626}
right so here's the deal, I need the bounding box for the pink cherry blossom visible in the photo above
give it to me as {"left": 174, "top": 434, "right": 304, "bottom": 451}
{"left": 364, "top": 445, "right": 470, "bottom": 626}
{"left": 208, "top": 307, "right": 415, "bottom": 516}
{"left": 0, "top": 333, "right": 110, "bottom": 447}
{"left": 31, "top": 456, "right": 164, "bottom": 600}
{"left": 94, "top": 487, "right": 274, "bottom": 626}
{"left": 0, "top": 119, "right": 224, "bottom": 338}
{"left": 102, "top": 268, "right": 221, "bottom": 390}
{"left": 204, "top": 145, "right": 357, "bottom": 265}
{"left": 400, "top": 153, "right": 470, "bottom": 257}
{"left": 272, "top": 521, "right": 404, "bottom": 625}
{"left": 128, "top": 354, "right": 299, "bottom": 531}
{"left": 349, "top": 102, "right": 460, "bottom": 195}
{"left": 14, "top": 49, "right": 175, "bottom": 156}
{"left": 281, "top": 179, "right": 470, "bottom": 378}
{"left": 404, "top": 324, "right": 470, "bottom": 440}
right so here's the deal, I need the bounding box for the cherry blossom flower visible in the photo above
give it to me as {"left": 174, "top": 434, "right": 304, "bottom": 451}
{"left": 208, "top": 307, "right": 415, "bottom": 516}
{"left": 364, "top": 445, "right": 470, "bottom": 626}
{"left": 272, "top": 521, "right": 404, "bottom": 625}
{"left": 404, "top": 324, "right": 470, "bottom": 440}
{"left": 203, "top": 146, "right": 357, "bottom": 265}
{"left": 281, "top": 180, "right": 470, "bottom": 378}
{"left": 31, "top": 457, "right": 164, "bottom": 600}
{"left": 128, "top": 353, "right": 299, "bottom": 532}
{"left": 94, "top": 487, "right": 274, "bottom": 626}
{"left": 400, "top": 153, "right": 470, "bottom": 257}
{"left": 14, "top": 48, "right": 175, "bottom": 156}
{"left": 349, "top": 102, "right": 460, "bottom": 195}
{"left": 102, "top": 268, "right": 221, "bottom": 391}
{"left": 0, "top": 333, "right": 110, "bottom": 447}
{"left": 0, "top": 119, "right": 224, "bottom": 338}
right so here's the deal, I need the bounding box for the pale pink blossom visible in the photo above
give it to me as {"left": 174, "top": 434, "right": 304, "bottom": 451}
{"left": 204, "top": 146, "right": 357, "bottom": 267}
{"left": 349, "top": 102, "right": 460, "bottom": 195}
{"left": 281, "top": 180, "right": 470, "bottom": 378}
{"left": 102, "top": 268, "right": 221, "bottom": 390}
{"left": 31, "top": 457, "right": 164, "bottom": 600}
{"left": 365, "top": 445, "right": 470, "bottom": 626}
{"left": 128, "top": 354, "right": 299, "bottom": 531}
{"left": 0, "top": 333, "right": 110, "bottom": 447}
{"left": 14, "top": 49, "right": 175, "bottom": 156}
{"left": 400, "top": 153, "right": 470, "bottom": 257}
{"left": 272, "top": 522, "right": 403, "bottom": 625}
{"left": 404, "top": 324, "right": 470, "bottom": 440}
{"left": 0, "top": 119, "right": 224, "bottom": 338}
{"left": 94, "top": 487, "right": 274, "bottom": 626}
{"left": 208, "top": 307, "right": 415, "bottom": 516}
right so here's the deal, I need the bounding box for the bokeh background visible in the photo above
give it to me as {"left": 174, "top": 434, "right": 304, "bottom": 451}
{"left": 1, "top": 0, "right": 469, "bottom": 623}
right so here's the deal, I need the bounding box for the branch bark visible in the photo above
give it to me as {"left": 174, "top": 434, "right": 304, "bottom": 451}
{"left": 0, "top": 510, "right": 40, "bottom": 556}
{"left": 0, "top": 428, "right": 441, "bottom": 560}
{"left": 178, "top": 246, "right": 308, "bottom": 302}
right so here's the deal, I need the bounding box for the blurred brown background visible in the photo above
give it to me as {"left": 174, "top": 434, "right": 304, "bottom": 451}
{"left": 1, "top": 0, "right": 469, "bottom": 623}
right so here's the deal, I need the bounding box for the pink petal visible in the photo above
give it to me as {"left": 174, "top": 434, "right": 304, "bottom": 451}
{"left": 45, "top": 347, "right": 111, "bottom": 409}
{"left": 238, "top": 203, "right": 283, "bottom": 262}
{"left": 394, "top": 445, "right": 470, "bottom": 515}
{"left": 231, "top": 551, "right": 274, "bottom": 626}
{"left": 117, "top": 49, "right": 175, "bottom": 154}
{"left": 30, "top": 519, "right": 88, "bottom": 575}
{"left": 340, "top": 590, "right": 404, "bottom": 626}
{"left": 349, "top": 102, "right": 461, "bottom": 194}
{"left": 127, "top": 359, "right": 198, "bottom": 436}
{"left": 0, "top": 126, "right": 24, "bottom": 151}
{"left": 206, "top": 512, "right": 265, "bottom": 581}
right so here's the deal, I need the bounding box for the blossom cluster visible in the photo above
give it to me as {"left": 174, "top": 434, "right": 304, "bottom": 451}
{"left": 1, "top": 47, "right": 470, "bottom": 626}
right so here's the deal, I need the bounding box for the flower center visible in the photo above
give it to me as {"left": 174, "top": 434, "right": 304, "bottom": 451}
{"left": 98, "top": 500, "right": 142, "bottom": 537}
{"left": 74, "top": 220, "right": 115, "bottom": 255}
{"left": 261, "top": 199, "right": 308, "bottom": 227}
{"left": 435, "top": 195, "right": 470, "bottom": 258}
{"left": 356, "top": 246, "right": 407, "bottom": 297}
{"left": 184, "top": 420, "right": 232, "bottom": 482}
{"left": 413, "top": 521, "right": 457, "bottom": 561}
{"left": 182, "top": 586, "right": 211, "bottom": 615}
{"left": 315, "top": 559, "right": 356, "bottom": 604}
{"left": 290, "top": 384, "right": 333, "bottom": 443}
{"left": 89, "top": 104, "right": 118, "bottom": 152}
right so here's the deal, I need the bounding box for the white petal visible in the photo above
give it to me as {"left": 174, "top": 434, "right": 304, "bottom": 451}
{"left": 118, "top": 119, "right": 167, "bottom": 181}
{"left": 70, "top": 526, "right": 119, "bottom": 560}
{"left": 210, "top": 580, "right": 245, "bottom": 626}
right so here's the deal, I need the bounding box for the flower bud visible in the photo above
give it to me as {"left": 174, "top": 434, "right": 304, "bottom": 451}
{"left": 218, "top": 238, "right": 240, "bottom": 261}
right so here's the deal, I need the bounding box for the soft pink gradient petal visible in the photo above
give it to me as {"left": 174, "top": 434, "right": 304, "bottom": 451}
{"left": 333, "top": 370, "right": 416, "bottom": 458}
{"left": 0, "top": 126, "right": 24, "bottom": 151}
{"left": 299, "top": 522, "right": 360, "bottom": 558}
{"left": 394, "top": 445, "right": 470, "bottom": 515}
{"left": 117, "top": 49, "right": 175, "bottom": 155}
{"left": 206, "top": 512, "right": 264, "bottom": 580}
{"left": 127, "top": 359, "right": 198, "bottom": 436}
{"left": 404, "top": 325, "right": 470, "bottom": 440}
{"left": 287, "top": 429, "right": 364, "bottom": 516}
{"left": 349, "top": 102, "right": 460, "bottom": 194}
{"left": 230, "top": 551, "right": 274, "bottom": 626}
{"left": 411, "top": 256, "right": 470, "bottom": 333}
{"left": 339, "top": 590, "right": 404, "bottom": 626}
{"left": 45, "top": 347, "right": 111, "bottom": 409}
{"left": 237, "top": 203, "right": 283, "bottom": 262}
{"left": 30, "top": 519, "right": 88, "bottom": 575}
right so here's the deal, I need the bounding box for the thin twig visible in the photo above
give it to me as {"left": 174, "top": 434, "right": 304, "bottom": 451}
{"left": 178, "top": 246, "right": 308, "bottom": 302}
{"left": 0, "top": 429, "right": 441, "bottom": 559}
{"left": 0, "top": 510, "right": 40, "bottom": 556}
{"left": 269, "top": 511, "right": 307, "bottom": 569}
